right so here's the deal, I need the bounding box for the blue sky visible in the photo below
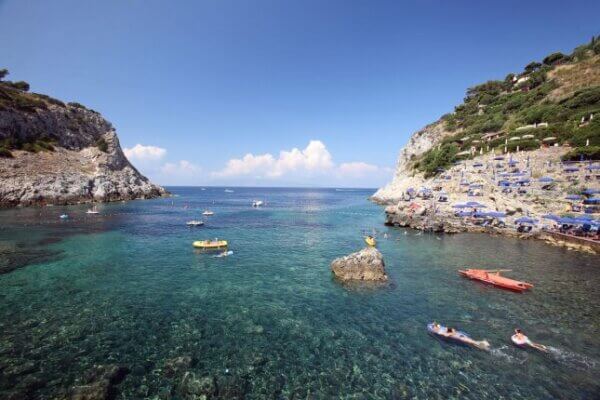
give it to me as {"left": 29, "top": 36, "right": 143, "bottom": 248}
{"left": 1, "top": 0, "right": 599, "bottom": 187}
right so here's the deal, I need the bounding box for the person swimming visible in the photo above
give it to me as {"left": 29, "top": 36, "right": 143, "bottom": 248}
{"left": 429, "top": 323, "right": 490, "bottom": 350}
{"left": 511, "top": 329, "right": 548, "bottom": 352}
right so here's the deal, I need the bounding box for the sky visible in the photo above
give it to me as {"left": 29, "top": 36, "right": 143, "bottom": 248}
{"left": 1, "top": 0, "right": 599, "bottom": 187}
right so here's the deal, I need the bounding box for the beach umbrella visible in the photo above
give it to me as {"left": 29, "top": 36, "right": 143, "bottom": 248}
{"left": 515, "top": 216, "right": 537, "bottom": 224}
{"left": 583, "top": 188, "right": 600, "bottom": 195}
{"left": 493, "top": 156, "right": 505, "bottom": 160}
{"left": 538, "top": 177, "right": 554, "bottom": 183}
{"left": 465, "top": 201, "right": 487, "bottom": 208}
{"left": 565, "top": 194, "right": 583, "bottom": 200}
{"left": 563, "top": 167, "right": 579, "bottom": 172}
{"left": 542, "top": 214, "right": 561, "bottom": 221}
{"left": 497, "top": 180, "right": 511, "bottom": 186}
{"left": 586, "top": 165, "right": 600, "bottom": 170}
{"left": 473, "top": 162, "right": 483, "bottom": 167}
{"left": 456, "top": 211, "right": 474, "bottom": 217}
{"left": 583, "top": 197, "right": 600, "bottom": 204}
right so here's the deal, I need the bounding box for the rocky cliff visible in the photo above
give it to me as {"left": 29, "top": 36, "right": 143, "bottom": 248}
{"left": 0, "top": 79, "right": 167, "bottom": 207}
{"left": 372, "top": 121, "right": 453, "bottom": 203}
{"left": 374, "top": 39, "right": 600, "bottom": 204}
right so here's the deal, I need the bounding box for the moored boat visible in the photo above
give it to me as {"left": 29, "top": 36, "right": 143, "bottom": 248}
{"left": 459, "top": 269, "right": 533, "bottom": 292}
{"left": 202, "top": 210, "right": 214, "bottom": 216}
{"left": 186, "top": 220, "right": 204, "bottom": 226}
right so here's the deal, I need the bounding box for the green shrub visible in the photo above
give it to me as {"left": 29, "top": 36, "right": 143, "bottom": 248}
{"left": 561, "top": 86, "right": 600, "bottom": 109}
{"left": 562, "top": 146, "right": 600, "bottom": 161}
{"left": 96, "top": 138, "right": 108, "bottom": 153}
{"left": 418, "top": 143, "right": 459, "bottom": 177}
{"left": 0, "top": 147, "right": 13, "bottom": 158}
{"left": 68, "top": 102, "right": 87, "bottom": 110}
{"left": 543, "top": 52, "right": 568, "bottom": 66}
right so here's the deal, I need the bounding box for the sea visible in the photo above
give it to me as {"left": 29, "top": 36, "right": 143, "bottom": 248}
{"left": 0, "top": 187, "right": 598, "bottom": 399}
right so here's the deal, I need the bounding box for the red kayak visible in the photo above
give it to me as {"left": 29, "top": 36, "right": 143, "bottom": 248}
{"left": 459, "top": 269, "right": 533, "bottom": 292}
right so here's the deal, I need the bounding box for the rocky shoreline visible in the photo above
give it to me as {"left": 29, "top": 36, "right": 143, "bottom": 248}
{"left": 0, "top": 90, "right": 167, "bottom": 208}
{"left": 382, "top": 203, "right": 599, "bottom": 254}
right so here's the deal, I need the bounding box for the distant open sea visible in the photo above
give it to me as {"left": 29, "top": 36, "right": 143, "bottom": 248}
{"left": 0, "top": 187, "right": 599, "bottom": 399}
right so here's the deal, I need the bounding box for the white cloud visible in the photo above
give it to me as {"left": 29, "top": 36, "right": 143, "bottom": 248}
{"left": 124, "top": 144, "right": 166, "bottom": 162}
{"left": 213, "top": 140, "right": 334, "bottom": 178}
{"left": 160, "top": 160, "right": 201, "bottom": 176}
{"left": 338, "top": 161, "right": 379, "bottom": 177}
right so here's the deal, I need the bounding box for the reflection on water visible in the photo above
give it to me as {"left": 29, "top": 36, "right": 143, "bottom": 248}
{"left": 0, "top": 187, "right": 598, "bottom": 399}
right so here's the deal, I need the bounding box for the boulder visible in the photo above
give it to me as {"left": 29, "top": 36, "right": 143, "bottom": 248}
{"left": 331, "top": 247, "right": 388, "bottom": 282}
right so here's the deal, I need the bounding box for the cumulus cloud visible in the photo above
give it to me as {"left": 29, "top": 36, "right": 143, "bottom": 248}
{"left": 123, "top": 144, "right": 166, "bottom": 162}
{"left": 213, "top": 140, "right": 334, "bottom": 178}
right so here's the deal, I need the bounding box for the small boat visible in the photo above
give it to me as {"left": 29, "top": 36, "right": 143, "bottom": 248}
{"left": 59, "top": 214, "right": 69, "bottom": 219}
{"left": 224, "top": 189, "right": 234, "bottom": 193}
{"left": 364, "top": 236, "right": 376, "bottom": 247}
{"left": 214, "top": 250, "right": 233, "bottom": 258}
{"left": 459, "top": 269, "right": 533, "bottom": 292}
{"left": 252, "top": 200, "right": 264, "bottom": 207}
{"left": 193, "top": 239, "right": 228, "bottom": 249}
{"left": 186, "top": 220, "right": 204, "bottom": 227}
{"left": 202, "top": 210, "right": 214, "bottom": 216}
{"left": 86, "top": 206, "right": 99, "bottom": 214}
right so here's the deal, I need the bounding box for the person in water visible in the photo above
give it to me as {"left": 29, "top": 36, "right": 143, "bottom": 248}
{"left": 512, "top": 329, "right": 548, "bottom": 352}
{"left": 432, "top": 323, "right": 490, "bottom": 350}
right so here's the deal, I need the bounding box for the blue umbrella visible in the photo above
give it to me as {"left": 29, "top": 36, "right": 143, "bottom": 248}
{"left": 473, "top": 162, "right": 483, "bottom": 167}
{"left": 465, "top": 201, "right": 487, "bottom": 208}
{"left": 564, "top": 167, "right": 579, "bottom": 172}
{"left": 542, "top": 214, "right": 561, "bottom": 221}
{"left": 538, "top": 176, "right": 554, "bottom": 183}
{"left": 494, "top": 156, "right": 505, "bottom": 160}
{"left": 515, "top": 216, "right": 537, "bottom": 224}
{"left": 565, "top": 194, "right": 583, "bottom": 200}
{"left": 583, "top": 197, "right": 600, "bottom": 204}
{"left": 586, "top": 165, "right": 600, "bottom": 170}
{"left": 583, "top": 189, "right": 600, "bottom": 195}
{"left": 456, "top": 211, "right": 474, "bottom": 217}
{"left": 498, "top": 180, "right": 511, "bottom": 187}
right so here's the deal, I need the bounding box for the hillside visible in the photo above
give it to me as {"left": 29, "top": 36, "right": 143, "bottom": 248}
{"left": 374, "top": 37, "right": 600, "bottom": 203}
{"left": 0, "top": 69, "right": 167, "bottom": 207}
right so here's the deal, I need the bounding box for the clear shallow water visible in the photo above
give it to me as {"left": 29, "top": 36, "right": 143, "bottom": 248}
{"left": 0, "top": 187, "right": 599, "bottom": 399}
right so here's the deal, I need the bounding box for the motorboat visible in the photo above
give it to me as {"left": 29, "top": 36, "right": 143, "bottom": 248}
{"left": 202, "top": 210, "right": 214, "bottom": 216}
{"left": 252, "top": 200, "right": 264, "bottom": 207}
{"left": 186, "top": 220, "right": 204, "bottom": 227}
{"left": 86, "top": 205, "right": 99, "bottom": 214}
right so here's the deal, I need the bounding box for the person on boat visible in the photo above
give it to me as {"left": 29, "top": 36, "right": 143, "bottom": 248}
{"left": 512, "top": 329, "right": 548, "bottom": 352}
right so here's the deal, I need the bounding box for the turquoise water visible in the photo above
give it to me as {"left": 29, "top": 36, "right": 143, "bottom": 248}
{"left": 0, "top": 187, "right": 599, "bottom": 399}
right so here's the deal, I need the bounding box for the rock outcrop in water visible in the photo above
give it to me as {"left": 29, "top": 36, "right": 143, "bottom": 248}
{"left": 331, "top": 247, "right": 388, "bottom": 282}
{"left": 0, "top": 75, "right": 167, "bottom": 207}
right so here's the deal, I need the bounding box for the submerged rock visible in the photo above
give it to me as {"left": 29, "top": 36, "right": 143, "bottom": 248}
{"left": 331, "top": 247, "right": 388, "bottom": 282}
{"left": 177, "top": 372, "right": 216, "bottom": 399}
{"left": 70, "top": 364, "right": 129, "bottom": 400}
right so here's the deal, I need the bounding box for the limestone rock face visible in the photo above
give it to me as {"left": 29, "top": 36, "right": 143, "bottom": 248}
{"left": 371, "top": 120, "right": 454, "bottom": 204}
{"left": 0, "top": 102, "right": 167, "bottom": 207}
{"left": 331, "top": 247, "right": 388, "bottom": 282}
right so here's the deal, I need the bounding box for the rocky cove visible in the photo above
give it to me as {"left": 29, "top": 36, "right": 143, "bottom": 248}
{"left": 0, "top": 82, "right": 167, "bottom": 207}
